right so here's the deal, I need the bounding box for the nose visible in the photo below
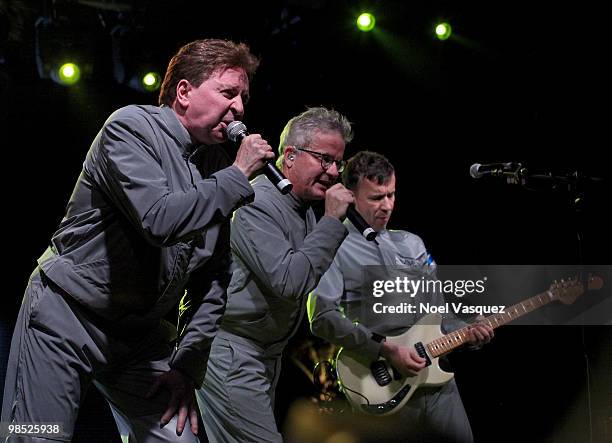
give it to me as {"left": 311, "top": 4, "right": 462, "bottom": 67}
{"left": 381, "top": 197, "right": 394, "bottom": 211}
{"left": 230, "top": 95, "right": 244, "bottom": 118}
{"left": 326, "top": 161, "right": 340, "bottom": 179}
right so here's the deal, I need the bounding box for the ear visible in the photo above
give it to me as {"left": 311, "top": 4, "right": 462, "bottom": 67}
{"left": 175, "top": 79, "right": 192, "bottom": 109}
{"left": 284, "top": 146, "right": 297, "bottom": 167}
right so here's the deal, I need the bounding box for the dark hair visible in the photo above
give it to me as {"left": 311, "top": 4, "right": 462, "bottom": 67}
{"left": 342, "top": 151, "right": 395, "bottom": 190}
{"left": 158, "top": 39, "right": 259, "bottom": 106}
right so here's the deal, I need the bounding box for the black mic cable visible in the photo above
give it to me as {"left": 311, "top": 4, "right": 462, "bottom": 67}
{"left": 347, "top": 205, "right": 377, "bottom": 243}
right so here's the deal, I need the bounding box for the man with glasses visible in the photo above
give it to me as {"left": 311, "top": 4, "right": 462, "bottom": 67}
{"left": 195, "top": 107, "right": 354, "bottom": 442}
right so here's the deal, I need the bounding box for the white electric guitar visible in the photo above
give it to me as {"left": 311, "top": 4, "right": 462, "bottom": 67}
{"left": 336, "top": 275, "right": 604, "bottom": 416}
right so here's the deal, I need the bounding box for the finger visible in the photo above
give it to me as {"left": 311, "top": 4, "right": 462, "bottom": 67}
{"left": 468, "top": 328, "right": 478, "bottom": 344}
{"left": 161, "top": 394, "right": 179, "bottom": 427}
{"left": 176, "top": 403, "right": 189, "bottom": 436}
{"left": 409, "top": 349, "right": 426, "bottom": 362}
{"left": 407, "top": 357, "right": 426, "bottom": 368}
{"left": 412, "top": 362, "right": 426, "bottom": 370}
{"left": 475, "top": 325, "right": 493, "bottom": 341}
{"left": 189, "top": 402, "right": 199, "bottom": 435}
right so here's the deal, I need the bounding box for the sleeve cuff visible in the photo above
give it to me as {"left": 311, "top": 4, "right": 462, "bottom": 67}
{"left": 363, "top": 336, "right": 383, "bottom": 361}
{"left": 318, "top": 215, "right": 349, "bottom": 239}
{"left": 169, "top": 347, "right": 209, "bottom": 388}
{"left": 211, "top": 165, "right": 255, "bottom": 207}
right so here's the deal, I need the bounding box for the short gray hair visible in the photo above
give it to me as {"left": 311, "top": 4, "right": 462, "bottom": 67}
{"left": 276, "top": 107, "right": 353, "bottom": 168}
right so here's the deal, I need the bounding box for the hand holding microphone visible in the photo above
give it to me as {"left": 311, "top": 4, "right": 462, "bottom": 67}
{"left": 324, "top": 184, "right": 354, "bottom": 220}
{"left": 227, "top": 121, "right": 293, "bottom": 194}
{"left": 325, "top": 184, "right": 377, "bottom": 242}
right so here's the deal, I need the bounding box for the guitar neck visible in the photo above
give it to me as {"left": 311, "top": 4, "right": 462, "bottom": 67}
{"left": 427, "top": 289, "right": 555, "bottom": 358}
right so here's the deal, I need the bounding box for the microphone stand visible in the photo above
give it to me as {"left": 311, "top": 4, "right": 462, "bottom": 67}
{"left": 508, "top": 166, "right": 602, "bottom": 443}
{"left": 479, "top": 163, "right": 605, "bottom": 442}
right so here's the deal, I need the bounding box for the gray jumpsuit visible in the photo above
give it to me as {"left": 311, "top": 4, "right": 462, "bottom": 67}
{"left": 309, "top": 222, "right": 474, "bottom": 443}
{"left": 1, "top": 105, "right": 253, "bottom": 442}
{"left": 197, "top": 175, "right": 348, "bottom": 442}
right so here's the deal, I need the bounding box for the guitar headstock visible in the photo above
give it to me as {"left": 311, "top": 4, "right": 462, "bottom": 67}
{"left": 549, "top": 274, "right": 604, "bottom": 305}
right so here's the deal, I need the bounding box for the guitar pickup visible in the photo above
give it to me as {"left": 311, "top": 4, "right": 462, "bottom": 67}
{"left": 414, "top": 342, "right": 432, "bottom": 367}
{"left": 370, "top": 360, "right": 392, "bottom": 386}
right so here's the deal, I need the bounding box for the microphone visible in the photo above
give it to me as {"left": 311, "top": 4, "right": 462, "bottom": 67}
{"left": 227, "top": 121, "right": 293, "bottom": 194}
{"left": 469, "top": 162, "right": 517, "bottom": 179}
{"left": 347, "top": 205, "right": 377, "bottom": 242}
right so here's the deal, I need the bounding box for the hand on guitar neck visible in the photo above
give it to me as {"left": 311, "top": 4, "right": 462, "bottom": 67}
{"left": 380, "top": 320, "right": 494, "bottom": 377}
{"left": 466, "top": 317, "right": 495, "bottom": 348}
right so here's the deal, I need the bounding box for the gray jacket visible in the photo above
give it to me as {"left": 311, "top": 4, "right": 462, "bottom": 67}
{"left": 309, "top": 222, "right": 466, "bottom": 361}
{"left": 219, "top": 175, "right": 348, "bottom": 351}
{"left": 36, "top": 104, "right": 254, "bottom": 385}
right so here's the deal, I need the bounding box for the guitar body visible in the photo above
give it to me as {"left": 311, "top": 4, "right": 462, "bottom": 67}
{"left": 334, "top": 275, "right": 602, "bottom": 416}
{"left": 336, "top": 313, "right": 454, "bottom": 416}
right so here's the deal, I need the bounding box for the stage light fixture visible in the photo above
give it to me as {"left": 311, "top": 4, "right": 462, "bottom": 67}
{"left": 357, "top": 13, "right": 376, "bottom": 32}
{"left": 35, "top": 16, "right": 93, "bottom": 86}
{"left": 111, "top": 25, "right": 162, "bottom": 93}
{"left": 435, "top": 22, "right": 452, "bottom": 40}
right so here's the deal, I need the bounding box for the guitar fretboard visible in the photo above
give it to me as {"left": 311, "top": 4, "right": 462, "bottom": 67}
{"left": 426, "top": 290, "right": 555, "bottom": 358}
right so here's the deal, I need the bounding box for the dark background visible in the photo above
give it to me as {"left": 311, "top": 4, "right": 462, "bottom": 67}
{"left": 1, "top": 0, "right": 610, "bottom": 442}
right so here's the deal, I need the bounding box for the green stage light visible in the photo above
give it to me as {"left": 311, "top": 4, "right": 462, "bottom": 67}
{"left": 357, "top": 13, "right": 376, "bottom": 32}
{"left": 35, "top": 16, "right": 93, "bottom": 86}
{"left": 57, "top": 62, "right": 81, "bottom": 86}
{"left": 435, "top": 22, "right": 452, "bottom": 40}
{"left": 141, "top": 71, "right": 161, "bottom": 92}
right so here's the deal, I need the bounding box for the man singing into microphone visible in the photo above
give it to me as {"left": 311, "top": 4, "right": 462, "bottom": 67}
{"left": 308, "top": 151, "right": 494, "bottom": 443}
{"left": 196, "top": 107, "right": 354, "bottom": 442}
{"left": 1, "top": 39, "right": 273, "bottom": 442}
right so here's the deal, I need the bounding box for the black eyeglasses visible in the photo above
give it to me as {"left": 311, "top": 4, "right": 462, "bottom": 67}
{"left": 295, "top": 147, "right": 346, "bottom": 173}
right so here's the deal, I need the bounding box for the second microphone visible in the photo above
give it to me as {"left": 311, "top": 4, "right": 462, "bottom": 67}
{"left": 227, "top": 121, "right": 293, "bottom": 194}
